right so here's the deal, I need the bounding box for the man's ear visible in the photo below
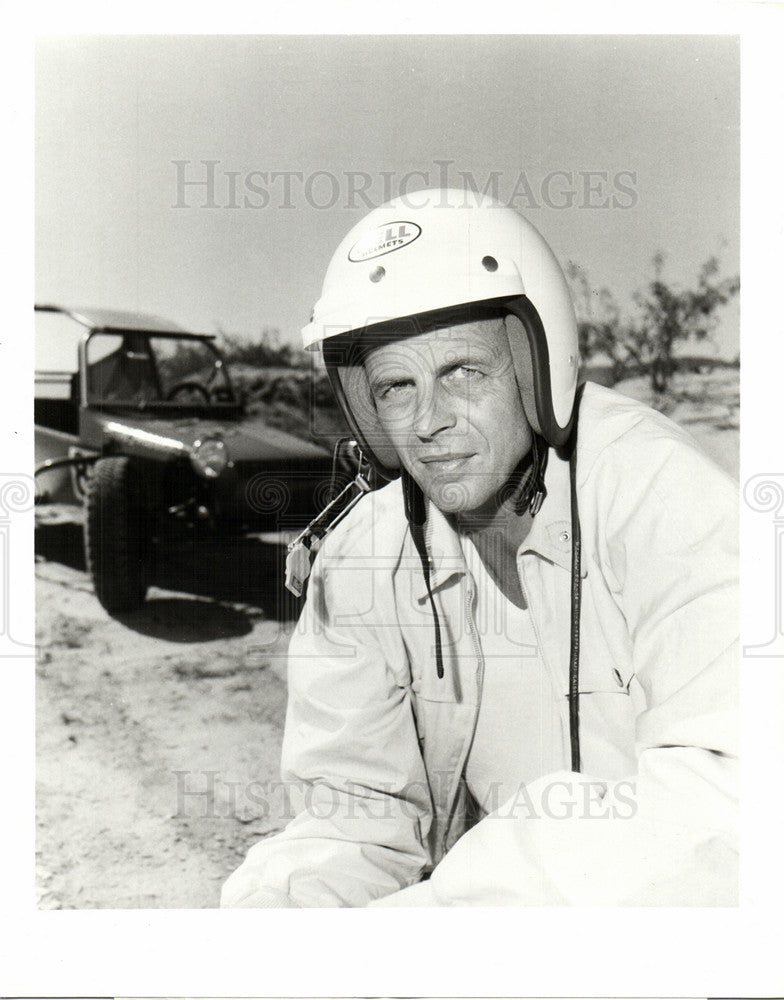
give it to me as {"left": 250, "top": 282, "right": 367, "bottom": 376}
{"left": 504, "top": 313, "right": 542, "bottom": 436}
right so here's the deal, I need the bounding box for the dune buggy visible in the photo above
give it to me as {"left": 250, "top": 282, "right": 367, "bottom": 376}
{"left": 34, "top": 305, "right": 352, "bottom": 614}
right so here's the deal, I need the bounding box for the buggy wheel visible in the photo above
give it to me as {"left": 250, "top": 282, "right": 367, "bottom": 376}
{"left": 84, "top": 456, "right": 149, "bottom": 613}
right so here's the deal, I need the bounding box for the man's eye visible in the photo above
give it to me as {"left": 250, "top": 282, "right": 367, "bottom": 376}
{"left": 376, "top": 380, "right": 411, "bottom": 399}
{"left": 447, "top": 365, "right": 482, "bottom": 382}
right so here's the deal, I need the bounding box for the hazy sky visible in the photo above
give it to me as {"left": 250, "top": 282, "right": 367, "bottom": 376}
{"left": 35, "top": 34, "right": 740, "bottom": 354}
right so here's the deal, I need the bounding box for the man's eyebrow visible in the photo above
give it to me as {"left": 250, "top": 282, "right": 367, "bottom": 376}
{"left": 367, "top": 370, "right": 411, "bottom": 392}
{"left": 437, "top": 354, "right": 471, "bottom": 374}
{"left": 436, "top": 350, "right": 495, "bottom": 376}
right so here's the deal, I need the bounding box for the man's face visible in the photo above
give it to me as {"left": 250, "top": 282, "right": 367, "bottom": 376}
{"left": 364, "top": 317, "right": 533, "bottom": 515}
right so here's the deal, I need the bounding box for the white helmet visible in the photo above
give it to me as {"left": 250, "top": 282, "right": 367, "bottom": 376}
{"left": 302, "top": 188, "right": 579, "bottom": 479}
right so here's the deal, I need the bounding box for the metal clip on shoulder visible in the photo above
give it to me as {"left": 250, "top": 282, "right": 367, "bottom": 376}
{"left": 284, "top": 449, "right": 372, "bottom": 597}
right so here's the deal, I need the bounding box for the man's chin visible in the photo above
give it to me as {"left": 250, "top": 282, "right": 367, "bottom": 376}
{"left": 419, "top": 476, "right": 491, "bottom": 516}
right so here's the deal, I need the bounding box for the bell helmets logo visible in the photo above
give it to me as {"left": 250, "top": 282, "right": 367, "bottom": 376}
{"left": 348, "top": 221, "right": 421, "bottom": 262}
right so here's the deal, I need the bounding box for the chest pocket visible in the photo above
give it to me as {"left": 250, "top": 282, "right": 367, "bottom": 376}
{"left": 565, "top": 558, "right": 637, "bottom": 697}
{"left": 551, "top": 566, "right": 643, "bottom": 776}
{"left": 577, "top": 655, "right": 634, "bottom": 695}
{"left": 396, "top": 572, "right": 478, "bottom": 706}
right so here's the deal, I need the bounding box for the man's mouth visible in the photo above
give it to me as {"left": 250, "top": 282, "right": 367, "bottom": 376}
{"left": 418, "top": 452, "right": 475, "bottom": 470}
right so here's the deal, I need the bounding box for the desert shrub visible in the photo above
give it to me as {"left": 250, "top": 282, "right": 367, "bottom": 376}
{"left": 218, "top": 328, "right": 347, "bottom": 446}
{"left": 568, "top": 255, "right": 738, "bottom": 393}
{"left": 220, "top": 328, "right": 302, "bottom": 369}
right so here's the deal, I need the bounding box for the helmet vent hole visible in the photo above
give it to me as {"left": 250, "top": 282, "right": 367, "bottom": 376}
{"left": 369, "top": 266, "right": 386, "bottom": 283}
{"left": 481, "top": 255, "right": 498, "bottom": 272}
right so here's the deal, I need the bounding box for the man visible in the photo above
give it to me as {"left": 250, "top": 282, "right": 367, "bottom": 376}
{"left": 222, "top": 189, "right": 738, "bottom": 907}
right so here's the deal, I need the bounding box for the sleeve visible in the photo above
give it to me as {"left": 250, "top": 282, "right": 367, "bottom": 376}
{"left": 220, "top": 534, "right": 433, "bottom": 908}
{"left": 375, "top": 423, "right": 739, "bottom": 907}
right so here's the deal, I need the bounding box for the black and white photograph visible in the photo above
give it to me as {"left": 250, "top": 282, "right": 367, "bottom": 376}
{"left": 3, "top": 6, "right": 784, "bottom": 998}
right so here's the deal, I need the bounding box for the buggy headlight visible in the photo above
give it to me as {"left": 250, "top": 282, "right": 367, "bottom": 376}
{"left": 190, "top": 436, "right": 228, "bottom": 479}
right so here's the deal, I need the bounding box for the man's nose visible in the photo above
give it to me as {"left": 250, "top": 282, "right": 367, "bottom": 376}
{"left": 412, "top": 382, "right": 457, "bottom": 440}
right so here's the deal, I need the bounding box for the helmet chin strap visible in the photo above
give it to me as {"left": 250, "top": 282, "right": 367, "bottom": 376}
{"left": 402, "top": 467, "right": 444, "bottom": 680}
{"left": 567, "top": 382, "right": 586, "bottom": 773}
{"left": 510, "top": 432, "right": 548, "bottom": 517}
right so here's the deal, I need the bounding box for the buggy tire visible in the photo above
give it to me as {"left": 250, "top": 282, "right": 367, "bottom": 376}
{"left": 84, "top": 456, "right": 148, "bottom": 613}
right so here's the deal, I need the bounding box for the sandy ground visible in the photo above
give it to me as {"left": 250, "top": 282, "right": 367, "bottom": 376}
{"left": 35, "top": 520, "right": 300, "bottom": 909}
{"left": 34, "top": 369, "right": 739, "bottom": 909}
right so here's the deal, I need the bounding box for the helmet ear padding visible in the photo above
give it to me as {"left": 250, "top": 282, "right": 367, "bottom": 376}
{"left": 503, "top": 297, "right": 575, "bottom": 448}
{"left": 324, "top": 345, "right": 401, "bottom": 478}
{"left": 503, "top": 313, "right": 542, "bottom": 438}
